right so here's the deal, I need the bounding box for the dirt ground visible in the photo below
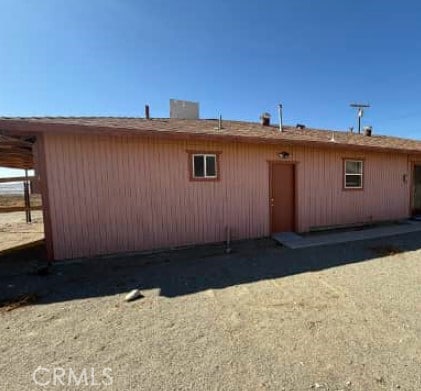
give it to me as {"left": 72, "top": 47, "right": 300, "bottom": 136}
{"left": 0, "top": 232, "right": 420, "bottom": 390}
{"left": 0, "top": 210, "right": 44, "bottom": 252}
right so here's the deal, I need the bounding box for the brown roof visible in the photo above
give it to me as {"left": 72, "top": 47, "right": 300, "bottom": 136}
{"left": 1, "top": 117, "right": 421, "bottom": 168}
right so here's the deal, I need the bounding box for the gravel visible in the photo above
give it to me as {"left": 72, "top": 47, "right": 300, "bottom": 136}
{"left": 0, "top": 233, "right": 420, "bottom": 390}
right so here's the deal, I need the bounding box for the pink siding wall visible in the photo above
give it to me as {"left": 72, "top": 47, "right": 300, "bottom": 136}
{"left": 43, "top": 133, "right": 411, "bottom": 260}
{"left": 296, "top": 148, "right": 410, "bottom": 229}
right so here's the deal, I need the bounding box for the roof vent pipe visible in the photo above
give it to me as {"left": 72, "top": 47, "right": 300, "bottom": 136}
{"left": 145, "top": 105, "right": 150, "bottom": 119}
{"left": 278, "top": 104, "right": 283, "bottom": 132}
{"left": 260, "top": 112, "right": 271, "bottom": 126}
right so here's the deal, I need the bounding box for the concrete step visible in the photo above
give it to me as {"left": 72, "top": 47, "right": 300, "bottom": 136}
{"left": 272, "top": 221, "right": 421, "bottom": 249}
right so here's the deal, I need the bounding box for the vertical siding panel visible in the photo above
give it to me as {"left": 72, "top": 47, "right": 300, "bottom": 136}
{"left": 69, "top": 135, "right": 84, "bottom": 257}
{"left": 147, "top": 139, "right": 156, "bottom": 248}
{"left": 115, "top": 137, "right": 124, "bottom": 252}
{"left": 151, "top": 140, "right": 161, "bottom": 247}
{"left": 121, "top": 136, "right": 130, "bottom": 250}
{"left": 50, "top": 134, "right": 74, "bottom": 259}
{"left": 96, "top": 137, "right": 109, "bottom": 255}
{"left": 128, "top": 136, "right": 138, "bottom": 251}
{"left": 115, "top": 136, "right": 125, "bottom": 252}
{"left": 105, "top": 137, "right": 117, "bottom": 253}
{"left": 81, "top": 135, "right": 95, "bottom": 256}
{"left": 99, "top": 137, "right": 110, "bottom": 254}
{"left": 67, "top": 135, "right": 81, "bottom": 258}
{"left": 137, "top": 138, "right": 147, "bottom": 249}
{"left": 77, "top": 134, "right": 91, "bottom": 255}
{"left": 122, "top": 137, "right": 130, "bottom": 250}
{"left": 117, "top": 137, "right": 126, "bottom": 251}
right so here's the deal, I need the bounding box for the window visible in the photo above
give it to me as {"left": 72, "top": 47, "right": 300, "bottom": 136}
{"left": 187, "top": 151, "right": 221, "bottom": 181}
{"left": 192, "top": 154, "right": 217, "bottom": 179}
{"left": 344, "top": 159, "right": 363, "bottom": 189}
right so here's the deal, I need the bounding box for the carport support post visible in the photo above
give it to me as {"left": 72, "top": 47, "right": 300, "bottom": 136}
{"left": 24, "top": 169, "right": 31, "bottom": 223}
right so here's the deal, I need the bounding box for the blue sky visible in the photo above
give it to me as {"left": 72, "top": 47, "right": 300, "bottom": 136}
{"left": 1, "top": 1, "right": 421, "bottom": 176}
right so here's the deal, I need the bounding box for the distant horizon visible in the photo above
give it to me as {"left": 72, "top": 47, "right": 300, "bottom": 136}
{"left": 0, "top": 182, "right": 24, "bottom": 195}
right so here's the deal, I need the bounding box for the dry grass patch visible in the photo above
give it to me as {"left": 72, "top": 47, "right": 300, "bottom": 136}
{"left": 0, "top": 194, "right": 42, "bottom": 208}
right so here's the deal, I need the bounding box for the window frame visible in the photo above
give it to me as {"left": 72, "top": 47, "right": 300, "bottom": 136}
{"left": 343, "top": 158, "right": 364, "bottom": 190}
{"left": 187, "top": 150, "right": 221, "bottom": 182}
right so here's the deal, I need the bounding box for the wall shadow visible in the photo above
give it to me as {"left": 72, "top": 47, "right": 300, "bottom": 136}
{"left": 1, "top": 232, "right": 421, "bottom": 305}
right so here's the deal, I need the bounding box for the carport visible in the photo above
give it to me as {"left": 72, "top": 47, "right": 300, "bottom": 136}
{"left": 0, "top": 131, "right": 49, "bottom": 258}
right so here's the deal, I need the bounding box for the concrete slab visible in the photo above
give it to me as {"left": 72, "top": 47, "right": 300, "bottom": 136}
{"left": 272, "top": 221, "right": 421, "bottom": 249}
{"left": 271, "top": 232, "right": 303, "bottom": 243}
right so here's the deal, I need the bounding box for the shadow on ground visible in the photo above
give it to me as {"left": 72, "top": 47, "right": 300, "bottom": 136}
{"left": 1, "top": 232, "right": 421, "bottom": 305}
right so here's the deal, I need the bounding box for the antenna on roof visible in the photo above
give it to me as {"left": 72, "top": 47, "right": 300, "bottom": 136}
{"left": 350, "top": 103, "right": 370, "bottom": 134}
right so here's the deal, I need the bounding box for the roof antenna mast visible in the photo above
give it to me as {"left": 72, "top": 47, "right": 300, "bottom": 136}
{"left": 350, "top": 103, "right": 370, "bottom": 134}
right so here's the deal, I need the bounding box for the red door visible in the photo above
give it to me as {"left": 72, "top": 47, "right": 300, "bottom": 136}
{"left": 270, "top": 163, "right": 295, "bottom": 232}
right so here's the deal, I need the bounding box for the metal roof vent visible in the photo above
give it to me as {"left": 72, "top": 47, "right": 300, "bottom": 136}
{"left": 296, "top": 124, "right": 306, "bottom": 129}
{"left": 260, "top": 112, "right": 271, "bottom": 126}
{"left": 364, "top": 126, "right": 372, "bottom": 137}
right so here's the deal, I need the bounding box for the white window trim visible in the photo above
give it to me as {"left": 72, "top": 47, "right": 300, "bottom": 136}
{"left": 344, "top": 159, "right": 364, "bottom": 189}
{"left": 192, "top": 154, "right": 217, "bottom": 178}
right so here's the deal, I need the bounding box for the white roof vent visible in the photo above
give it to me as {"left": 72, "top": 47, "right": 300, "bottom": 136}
{"left": 170, "top": 99, "right": 199, "bottom": 119}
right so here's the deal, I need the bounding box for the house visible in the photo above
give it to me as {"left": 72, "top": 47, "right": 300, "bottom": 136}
{"left": 1, "top": 106, "right": 421, "bottom": 261}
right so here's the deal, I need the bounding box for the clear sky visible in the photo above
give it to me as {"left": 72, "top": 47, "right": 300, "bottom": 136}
{"left": 1, "top": 1, "right": 421, "bottom": 176}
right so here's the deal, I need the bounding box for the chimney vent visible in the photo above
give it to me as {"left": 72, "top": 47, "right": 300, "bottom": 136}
{"left": 260, "top": 112, "right": 271, "bottom": 126}
{"left": 364, "top": 126, "right": 372, "bottom": 137}
{"left": 145, "top": 105, "right": 150, "bottom": 119}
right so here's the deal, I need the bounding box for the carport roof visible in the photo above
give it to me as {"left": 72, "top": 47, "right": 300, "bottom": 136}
{"left": 0, "top": 133, "right": 33, "bottom": 169}
{"left": 1, "top": 116, "right": 421, "bottom": 157}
